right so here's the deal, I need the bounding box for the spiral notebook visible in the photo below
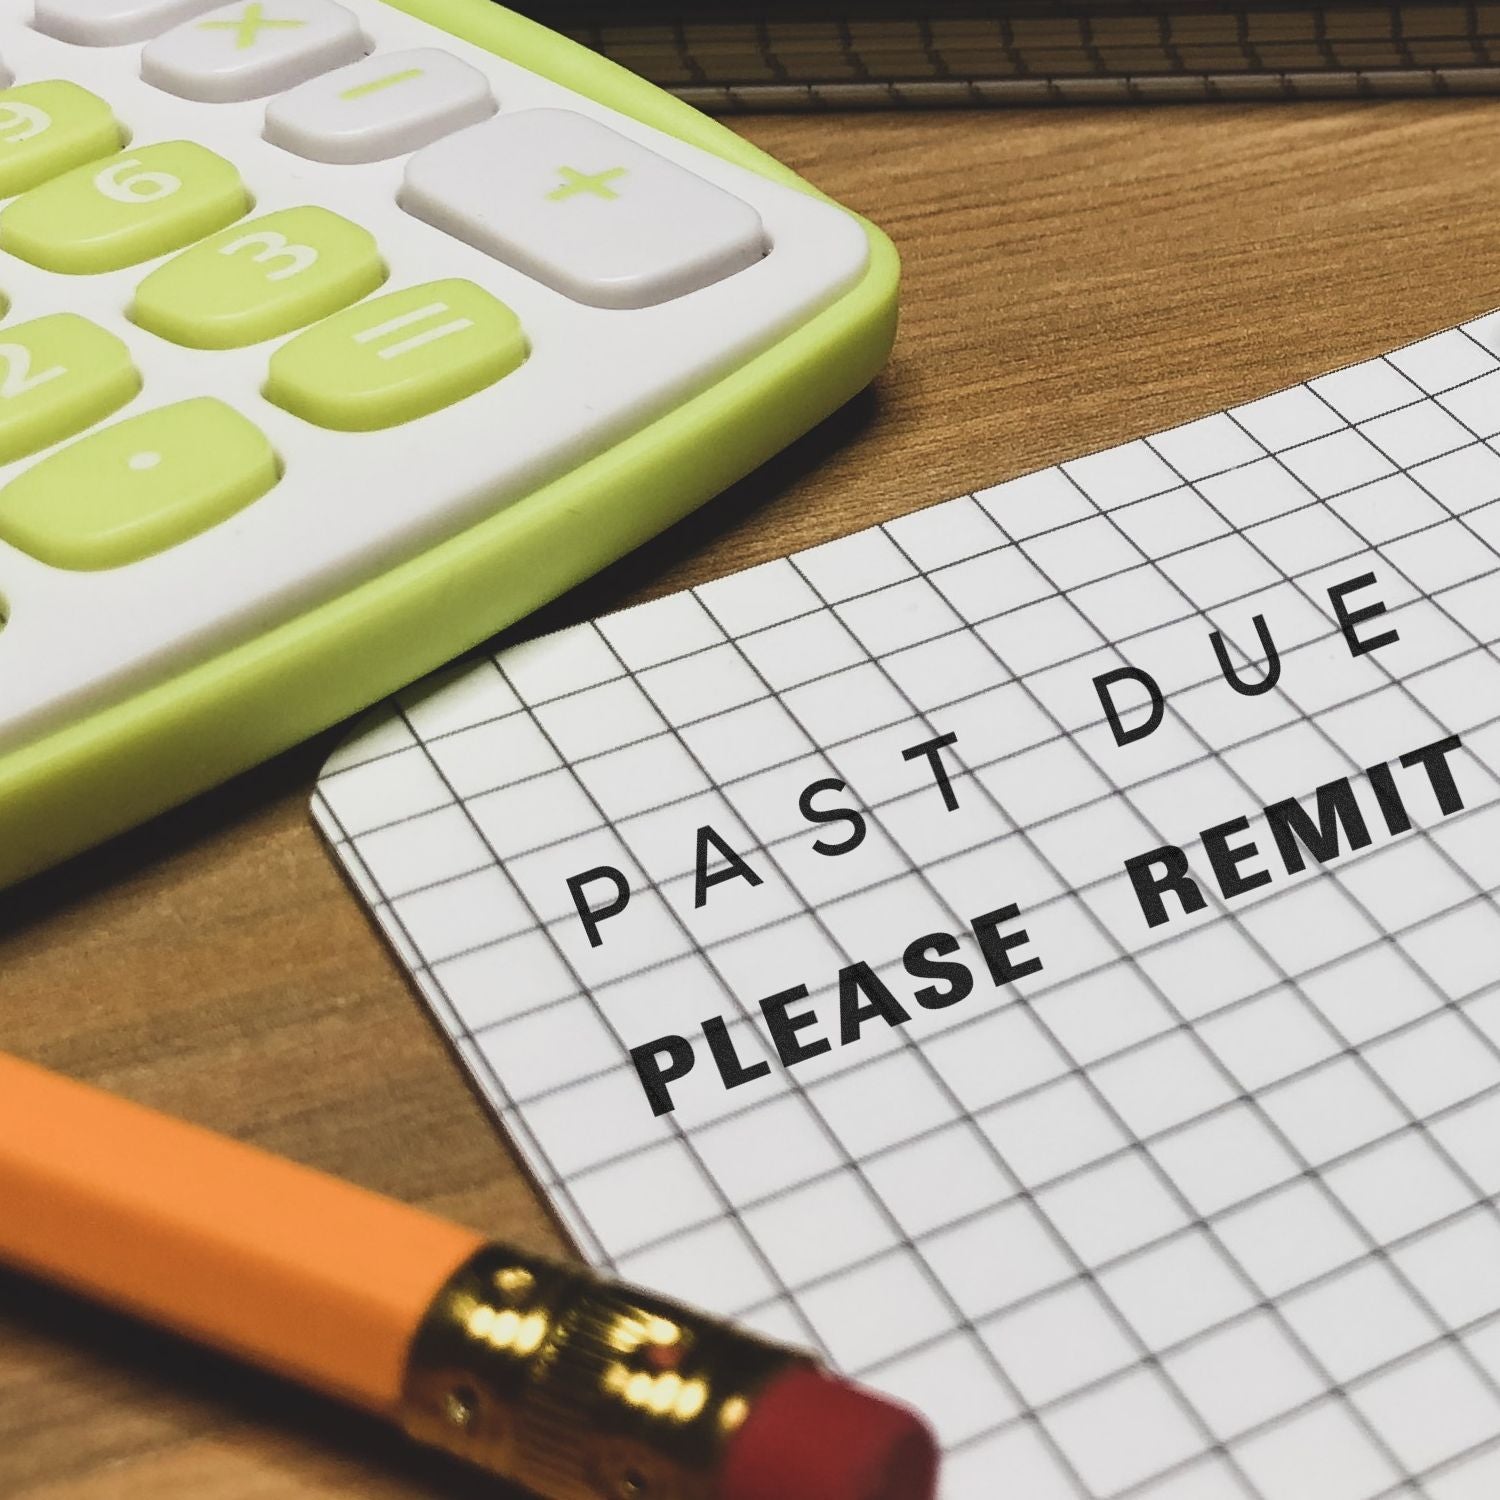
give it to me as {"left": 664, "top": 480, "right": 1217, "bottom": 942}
{"left": 316, "top": 311, "right": 1500, "bottom": 1499}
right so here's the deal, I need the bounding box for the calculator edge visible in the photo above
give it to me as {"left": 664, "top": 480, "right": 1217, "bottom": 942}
{"left": 0, "top": 0, "right": 901, "bottom": 889}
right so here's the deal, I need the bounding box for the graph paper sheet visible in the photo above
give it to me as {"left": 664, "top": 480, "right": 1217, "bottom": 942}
{"left": 316, "top": 312, "right": 1500, "bottom": 1500}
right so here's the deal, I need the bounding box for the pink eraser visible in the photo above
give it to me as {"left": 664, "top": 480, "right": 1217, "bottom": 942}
{"left": 719, "top": 1364, "right": 940, "bottom": 1500}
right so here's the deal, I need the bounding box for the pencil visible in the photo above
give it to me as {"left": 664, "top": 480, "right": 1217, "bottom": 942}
{"left": 0, "top": 1050, "right": 937, "bottom": 1500}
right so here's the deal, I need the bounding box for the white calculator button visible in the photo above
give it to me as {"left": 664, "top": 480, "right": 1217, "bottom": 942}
{"left": 140, "top": 0, "right": 366, "bottom": 104}
{"left": 264, "top": 47, "right": 495, "bottom": 164}
{"left": 33, "top": 0, "right": 222, "bottom": 45}
{"left": 400, "top": 109, "right": 768, "bottom": 310}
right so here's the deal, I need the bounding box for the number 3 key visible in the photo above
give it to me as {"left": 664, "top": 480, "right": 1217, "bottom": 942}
{"left": 132, "top": 206, "right": 385, "bottom": 348}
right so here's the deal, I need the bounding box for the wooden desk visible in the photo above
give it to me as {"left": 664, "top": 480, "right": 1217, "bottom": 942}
{"left": 5, "top": 98, "right": 1500, "bottom": 1498}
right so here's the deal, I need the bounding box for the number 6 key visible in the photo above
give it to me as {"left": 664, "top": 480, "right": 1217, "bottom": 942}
{"left": 0, "top": 141, "right": 249, "bottom": 274}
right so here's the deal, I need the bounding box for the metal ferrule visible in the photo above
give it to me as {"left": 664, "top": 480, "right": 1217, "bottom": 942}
{"left": 398, "top": 1241, "right": 809, "bottom": 1500}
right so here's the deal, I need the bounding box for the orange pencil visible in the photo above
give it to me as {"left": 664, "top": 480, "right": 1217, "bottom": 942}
{"left": 0, "top": 1051, "right": 937, "bottom": 1500}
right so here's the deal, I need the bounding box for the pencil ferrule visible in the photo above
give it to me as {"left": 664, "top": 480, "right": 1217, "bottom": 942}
{"left": 398, "top": 1242, "right": 806, "bottom": 1499}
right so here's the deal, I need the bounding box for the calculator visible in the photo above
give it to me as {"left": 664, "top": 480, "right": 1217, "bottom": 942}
{"left": 0, "top": 0, "right": 898, "bottom": 889}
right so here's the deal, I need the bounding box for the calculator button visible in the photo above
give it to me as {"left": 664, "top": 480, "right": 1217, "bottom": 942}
{"left": 33, "top": 0, "right": 223, "bottom": 45}
{"left": 265, "top": 278, "right": 525, "bottom": 430}
{"left": 0, "top": 82, "right": 124, "bottom": 199}
{"left": 0, "top": 398, "right": 276, "bottom": 570}
{"left": 0, "top": 142, "right": 248, "bottom": 274}
{"left": 0, "top": 316, "right": 140, "bottom": 465}
{"left": 141, "top": 0, "right": 366, "bottom": 104}
{"left": 263, "top": 48, "right": 496, "bottom": 165}
{"left": 400, "top": 109, "right": 767, "bottom": 310}
{"left": 132, "top": 206, "right": 384, "bottom": 349}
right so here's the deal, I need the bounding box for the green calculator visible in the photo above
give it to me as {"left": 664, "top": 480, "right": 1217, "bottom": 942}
{"left": 0, "top": 0, "right": 898, "bottom": 889}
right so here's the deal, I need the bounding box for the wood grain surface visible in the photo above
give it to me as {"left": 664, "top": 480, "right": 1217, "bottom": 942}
{"left": 5, "top": 97, "right": 1500, "bottom": 1499}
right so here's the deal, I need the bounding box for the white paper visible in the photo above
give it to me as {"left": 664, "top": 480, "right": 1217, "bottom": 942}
{"left": 317, "top": 312, "right": 1500, "bottom": 1499}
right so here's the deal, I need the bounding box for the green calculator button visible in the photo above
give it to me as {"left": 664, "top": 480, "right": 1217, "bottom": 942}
{"left": 0, "top": 142, "right": 249, "bottom": 275}
{"left": 131, "top": 207, "right": 386, "bottom": 350}
{"left": 265, "top": 278, "right": 526, "bottom": 430}
{"left": 0, "top": 82, "right": 124, "bottom": 199}
{"left": 0, "top": 398, "right": 278, "bottom": 570}
{"left": 0, "top": 315, "right": 141, "bottom": 465}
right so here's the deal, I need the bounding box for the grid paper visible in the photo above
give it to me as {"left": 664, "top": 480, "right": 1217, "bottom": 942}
{"left": 316, "top": 309, "right": 1500, "bottom": 1500}
{"left": 558, "top": 6, "right": 1500, "bottom": 112}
